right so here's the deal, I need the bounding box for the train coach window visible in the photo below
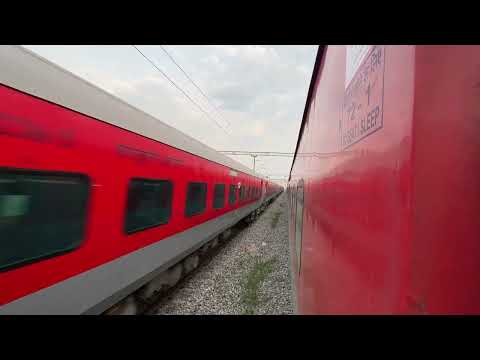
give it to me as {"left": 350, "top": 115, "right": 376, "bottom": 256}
{"left": 185, "top": 182, "right": 207, "bottom": 217}
{"left": 125, "top": 178, "right": 173, "bottom": 234}
{"left": 228, "top": 184, "right": 236, "bottom": 205}
{"left": 213, "top": 184, "right": 225, "bottom": 209}
{"left": 239, "top": 185, "right": 245, "bottom": 201}
{"left": 0, "top": 169, "right": 90, "bottom": 272}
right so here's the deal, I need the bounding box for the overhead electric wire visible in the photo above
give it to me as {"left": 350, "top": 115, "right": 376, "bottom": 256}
{"left": 132, "top": 45, "right": 231, "bottom": 136}
{"left": 159, "top": 45, "right": 231, "bottom": 128}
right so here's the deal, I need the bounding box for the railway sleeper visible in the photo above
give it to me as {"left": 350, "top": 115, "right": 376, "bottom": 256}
{"left": 183, "top": 253, "right": 200, "bottom": 274}
{"left": 136, "top": 263, "right": 183, "bottom": 301}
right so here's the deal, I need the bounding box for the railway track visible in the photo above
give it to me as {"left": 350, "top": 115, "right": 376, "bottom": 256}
{"left": 104, "top": 195, "right": 280, "bottom": 315}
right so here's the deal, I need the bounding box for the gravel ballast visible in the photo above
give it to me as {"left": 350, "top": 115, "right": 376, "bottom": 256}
{"left": 155, "top": 193, "right": 294, "bottom": 315}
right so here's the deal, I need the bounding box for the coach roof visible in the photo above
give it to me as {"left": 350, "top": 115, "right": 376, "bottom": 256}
{"left": 0, "top": 45, "right": 261, "bottom": 178}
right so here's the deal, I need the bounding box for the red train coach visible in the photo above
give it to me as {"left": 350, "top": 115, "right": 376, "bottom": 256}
{"left": 288, "top": 45, "right": 480, "bottom": 314}
{"left": 0, "top": 45, "right": 281, "bottom": 314}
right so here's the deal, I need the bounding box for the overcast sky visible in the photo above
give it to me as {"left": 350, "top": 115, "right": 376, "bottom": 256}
{"left": 24, "top": 45, "right": 317, "bottom": 183}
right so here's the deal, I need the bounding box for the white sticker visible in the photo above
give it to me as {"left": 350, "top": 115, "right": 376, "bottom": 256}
{"left": 345, "top": 45, "right": 372, "bottom": 88}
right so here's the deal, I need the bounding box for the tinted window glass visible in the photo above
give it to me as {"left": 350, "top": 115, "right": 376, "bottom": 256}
{"left": 213, "top": 184, "right": 225, "bottom": 209}
{"left": 185, "top": 182, "right": 207, "bottom": 217}
{"left": 0, "top": 169, "right": 90, "bottom": 272}
{"left": 125, "top": 178, "right": 173, "bottom": 234}
{"left": 229, "top": 184, "right": 236, "bottom": 205}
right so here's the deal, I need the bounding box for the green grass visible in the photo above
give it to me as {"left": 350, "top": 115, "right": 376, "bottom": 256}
{"left": 241, "top": 257, "right": 277, "bottom": 315}
{"left": 271, "top": 211, "right": 282, "bottom": 229}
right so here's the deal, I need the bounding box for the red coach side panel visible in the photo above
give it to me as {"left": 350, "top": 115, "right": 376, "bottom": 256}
{"left": 290, "top": 46, "right": 416, "bottom": 314}
{"left": 409, "top": 46, "right": 480, "bottom": 314}
{"left": 291, "top": 45, "right": 480, "bottom": 314}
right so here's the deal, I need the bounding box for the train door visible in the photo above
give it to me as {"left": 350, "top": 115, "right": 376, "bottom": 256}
{"left": 295, "top": 180, "right": 304, "bottom": 275}
{"left": 290, "top": 183, "right": 297, "bottom": 270}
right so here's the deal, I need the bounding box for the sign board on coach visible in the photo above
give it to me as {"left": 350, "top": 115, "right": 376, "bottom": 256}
{"left": 340, "top": 45, "right": 386, "bottom": 150}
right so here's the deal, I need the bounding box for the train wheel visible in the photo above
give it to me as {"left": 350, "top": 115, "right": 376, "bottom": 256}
{"left": 183, "top": 254, "right": 200, "bottom": 274}
{"left": 104, "top": 296, "right": 138, "bottom": 315}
